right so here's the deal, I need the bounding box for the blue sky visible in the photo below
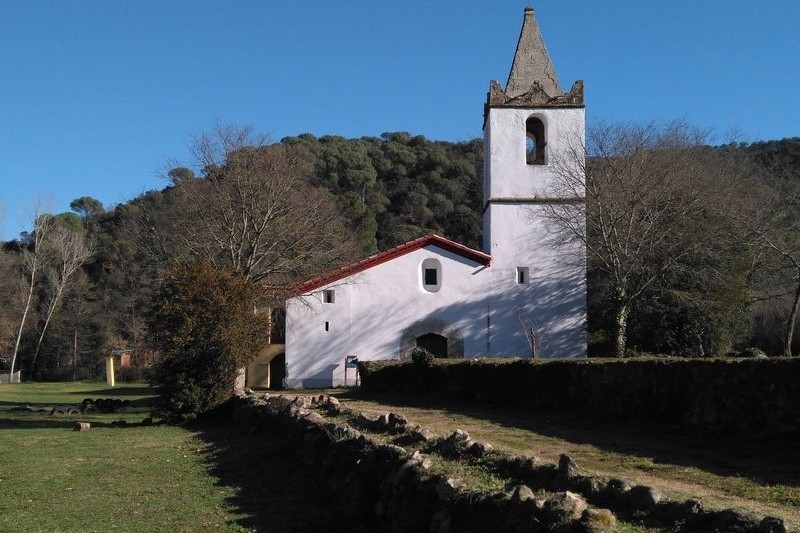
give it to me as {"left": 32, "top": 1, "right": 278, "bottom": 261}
{"left": 1, "top": 1, "right": 798, "bottom": 239}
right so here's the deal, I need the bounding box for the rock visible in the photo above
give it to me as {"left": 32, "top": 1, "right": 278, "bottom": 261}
{"left": 408, "top": 425, "right": 435, "bottom": 444}
{"left": 601, "top": 478, "right": 632, "bottom": 507}
{"left": 353, "top": 412, "right": 376, "bottom": 430}
{"left": 439, "top": 429, "right": 471, "bottom": 457}
{"left": 289, "top": 396, "right": 310, "bottom": 409}
{"left": 374, "top": 413, "right": 391, "bottom": 431}
{"left": 467, "top": 441, "right": 493, "bottom": 457}
{"left": 378, "top": 443, "right": 407, "bottom": 459}
{"left": 625, "top": 485, "right": 664, "bottom": 511}
{"left": 392, "top": 459, "right": 420, "bottom": 485}
{"left": 511, "top": 484, "right": 536, "bottom": 504}
{"left": 323, "top": 396, "right": 341, "bottom": 414}
{"left": 411, "top": 450, "right": 432, "bottom": 470}
{"left": 657, "top": 498, "right": 705, "bottom": 524}
{"left": 580, "top": 508, "right": 617, "bottom": 533}
{"left": 302, "top": 411, "right": 325, "bottom": 425}
{"left": 387, "top": 412, "right": 408, "bottom": 433}
{"left": 552, "top": 454, "right": 581, "bottom": 489}
{"left": 435, "top": 478, "right": 465, "bottom": 502}
{"left": 542, "top": 491, "right": 589, "bottom": 524}
{"left": 73, "top": 422, "right": 91, "bottom": 431}
{"left": 711, "top": 508, "right": 760, "bottom": 532}
{"left": 759, "top": 517, "right": 787, "bottom": 533}
{"left": 573, "top": 475, "right": 606, "bottom": 499}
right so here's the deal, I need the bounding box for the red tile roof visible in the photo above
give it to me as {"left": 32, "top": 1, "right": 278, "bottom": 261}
{"left": 292, "top": 233, "right": 491, "bottom": 296}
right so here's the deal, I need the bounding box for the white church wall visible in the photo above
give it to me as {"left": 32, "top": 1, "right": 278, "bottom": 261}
{"left": 483, "top": 203, "right": 586, "bottom": 358}
{"left": 285, "top": 244, "right": 492, "bottom": 388}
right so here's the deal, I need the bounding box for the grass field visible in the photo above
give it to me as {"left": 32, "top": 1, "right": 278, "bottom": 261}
{"left": 0, "top": 382, "right": 252, "bottom": 533}
{"left": 3, "top": 382, "right": 797, "bottom": 532}
{"left": 0, "top": 382, "right": 375, "bottom": 533}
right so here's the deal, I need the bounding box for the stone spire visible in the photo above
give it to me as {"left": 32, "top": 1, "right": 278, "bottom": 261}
{"left": 505, "top": 6, "right": 562, "bottom": 99}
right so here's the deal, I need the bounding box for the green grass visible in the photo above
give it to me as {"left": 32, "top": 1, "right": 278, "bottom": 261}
{"left": 0, "top": 382, "right": 249, "bottom": 533}
{"left": 0, "top": 381, "right": 151, "bottom": 406}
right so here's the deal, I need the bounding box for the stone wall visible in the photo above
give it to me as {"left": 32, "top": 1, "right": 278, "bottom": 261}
{"left": 357, "top": 357, "right": 800, "bottom": 435}
{"left": 229, "top": 393, "right": 792, "bottom": 533}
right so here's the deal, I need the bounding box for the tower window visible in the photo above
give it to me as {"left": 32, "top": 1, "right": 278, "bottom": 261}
{"left": 323, "top": 289, "right": 335, "bottom": 303}
{"left": 421, "top": 258, "right": 442, "bottom": 292}
{"left": 516, "top": 267, "right": 530, "bottom": 285}
{"left": 526, "top": 117, "right": 546, "bottom": 165}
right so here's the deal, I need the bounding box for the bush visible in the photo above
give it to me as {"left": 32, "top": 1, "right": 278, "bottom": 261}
{"left": 411, "top": 347, "right": 434, "bottom": 367}
{"left": 147, "top": 261, "right": 269, "bottom": 421}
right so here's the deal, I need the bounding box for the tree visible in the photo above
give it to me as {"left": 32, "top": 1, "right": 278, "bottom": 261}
{"left": 70, "top": 197, "right": 105, "bottom": 220}
{"left": 8, "top": 211, "right": 54, "bottom": 381}
{"left": 545, "top": 121, "right": 752, "bottom": 357}
{"left": 147, "top": 261, "right": 269, "bottom": 420}
{"left": 30, "top": 215, "right": 93, "bottom": 375}
{"left": 739, "top": 139, "right": 800, "bottom": 355}
{"left": 161, "top": 123, "right": 358, "bottom": 296}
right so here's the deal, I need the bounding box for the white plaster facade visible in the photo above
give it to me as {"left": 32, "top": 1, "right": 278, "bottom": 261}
{"left": 282, "top": 8, "right": 586, "bottom": 388}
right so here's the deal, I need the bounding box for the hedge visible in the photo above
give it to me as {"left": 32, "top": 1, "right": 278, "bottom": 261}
{"left": 357, "top": 357, "right": 800, "bottom": 435}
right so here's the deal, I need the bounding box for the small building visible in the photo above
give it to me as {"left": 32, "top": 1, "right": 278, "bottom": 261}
{"left": 283, "top": 7, "right": 587, "bottom": 388}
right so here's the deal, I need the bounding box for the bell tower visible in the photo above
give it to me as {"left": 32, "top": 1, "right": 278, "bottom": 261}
{"left": 482, "top": 7, "right": 586, "bottom": 357}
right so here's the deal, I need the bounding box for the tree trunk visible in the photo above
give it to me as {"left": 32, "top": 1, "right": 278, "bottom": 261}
{"left": 784, "top": 270, "right": 800, "bottom": 357}
{"left": 30, "top": 285, "right": 65, "bottom": 376}
{"left": 614, "top": 301, "right": 629, "bottom": 358}
{"left": 9, "top": 265, "right": 37, "bottom": 382}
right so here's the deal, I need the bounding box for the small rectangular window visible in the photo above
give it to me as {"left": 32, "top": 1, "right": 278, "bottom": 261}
{"left": 323, "top": 289, "right": 335, "bottom": 303}
{"left": 324, "top": 321, "right": 330, "bottom": 332}
{"left": 424, "top": 268, "right": 438, "bottom": 286}
{"left": 516, "top": 267, "right": 530, "bottom": 285}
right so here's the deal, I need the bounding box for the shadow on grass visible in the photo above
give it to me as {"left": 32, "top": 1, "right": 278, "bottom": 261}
{"left": 342, "top": 389, "right": 800, "bottom": 490}
{"left": 0, "top": 416, "right": 154, "bottom": 430}
{"left": 195, "top": 421, "right": 378, "bottom": 533}
{"left": 67, "top": 386, "right": 153, "bottom": 398}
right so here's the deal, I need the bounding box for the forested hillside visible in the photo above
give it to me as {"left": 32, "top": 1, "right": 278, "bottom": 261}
{"left": 1, "top": 129, "right": 799, "bottom": 380}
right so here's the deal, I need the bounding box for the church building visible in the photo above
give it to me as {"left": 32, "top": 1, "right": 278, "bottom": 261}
{"left": 282, "top": 7, "right": 586, "bottom": 388}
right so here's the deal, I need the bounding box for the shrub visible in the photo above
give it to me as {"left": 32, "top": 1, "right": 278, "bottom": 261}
{"left": 147, "top": 261, "right": 269, "bottom": 421}
{"left": 411, "top": 347, "right": 434, "bottom": 367}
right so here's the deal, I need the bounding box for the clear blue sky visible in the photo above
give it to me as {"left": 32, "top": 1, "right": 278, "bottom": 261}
{"left": 1, "top": 1, "right": 798, "bottom": 240}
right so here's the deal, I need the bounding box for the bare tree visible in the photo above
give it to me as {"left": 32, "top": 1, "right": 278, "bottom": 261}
{"left": 9, "top": 212, "right": 54, "bottom": 381}
{"left": 30, "top": 222, "right": 93, "bottom": 373}
{"left": 158, "top": 123, "right": 358, "bottom": 296}
{"left": 739, "top": 156, "right": 800, "bottom": 356}
{"left": 545, "top": 121, "right": 749, "bottom": 357}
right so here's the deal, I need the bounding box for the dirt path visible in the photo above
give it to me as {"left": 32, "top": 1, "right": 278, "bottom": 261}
{"left": 302, "top": 391, "right": 800, "bottom": 529}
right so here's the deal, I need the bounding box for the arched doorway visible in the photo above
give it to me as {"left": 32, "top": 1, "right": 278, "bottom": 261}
{"left": 416, "top": 333, "right": 448, "bottom": 358}
{"left": 399, "top": 319, "right": 464, "bottom": 360}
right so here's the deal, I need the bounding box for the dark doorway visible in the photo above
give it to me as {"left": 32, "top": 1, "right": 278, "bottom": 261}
{"left": 416, "top": 333, "right": 448, "bottom": 358}
{"left": 269, "top": 352, "right": 286, "bottom": 390}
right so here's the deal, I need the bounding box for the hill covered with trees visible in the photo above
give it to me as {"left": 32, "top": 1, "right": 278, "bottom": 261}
{"left": 1, "top": 126, "right": 799, "bottom": 380}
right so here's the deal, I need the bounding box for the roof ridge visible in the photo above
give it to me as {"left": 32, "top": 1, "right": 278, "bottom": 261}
{"left": 291, "top": 233, "right": 491, "bottom": 296}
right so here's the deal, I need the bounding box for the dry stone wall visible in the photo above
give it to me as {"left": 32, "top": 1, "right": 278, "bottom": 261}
{"left": 230, "top": 393, "right": 792, "bottom": 533}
